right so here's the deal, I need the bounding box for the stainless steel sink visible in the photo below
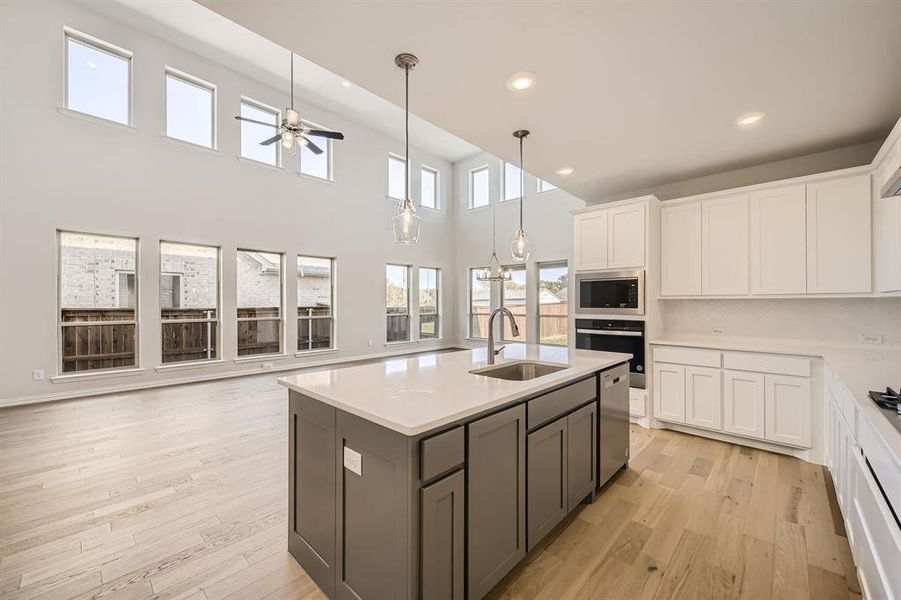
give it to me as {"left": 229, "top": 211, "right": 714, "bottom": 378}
{"left": 470, "top": 360, "right": 569, "bottom": 381}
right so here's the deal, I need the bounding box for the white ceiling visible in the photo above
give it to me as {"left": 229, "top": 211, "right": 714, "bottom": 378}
{"left": 196, "top": 0, "right": 901, "bottom": 201}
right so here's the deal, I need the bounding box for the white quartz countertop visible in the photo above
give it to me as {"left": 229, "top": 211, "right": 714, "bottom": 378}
{"left": 651, "top": 335, "right": 901, "bottom": 467}
{"left": 278, "top": 344, "right": 631, "bottom": 436}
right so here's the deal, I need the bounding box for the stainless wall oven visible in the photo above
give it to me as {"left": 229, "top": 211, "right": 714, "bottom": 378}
{"left": 575, "top": 270, "right": 644, "bottom": 315}
{"left": 575, "top": 319, "right": 645, "bottom": 388}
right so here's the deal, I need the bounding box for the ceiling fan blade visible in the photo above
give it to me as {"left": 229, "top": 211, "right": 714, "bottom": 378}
{"left": 304, "top": 129, "right": 344, "bottom": 140}
{"left": 303, "top": 137, "right": 324, "bottom": 155}
{"left": 235, "top": 115, "right": 279, "bottom": 128}
{"left": 260, "top": 133, "right": 283, "bottom": 146}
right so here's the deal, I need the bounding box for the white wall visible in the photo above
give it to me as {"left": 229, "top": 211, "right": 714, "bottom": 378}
{"left": 0, "top": 1, "right": 459, "bottom": 404}
{"left": 452, "top": 152, "right": 585, "bottom": 344}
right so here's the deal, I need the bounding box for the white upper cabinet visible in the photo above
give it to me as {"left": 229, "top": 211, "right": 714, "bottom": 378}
{"left": 660, "top": 202, "right": 701, "bottom": 296}
{"left": 607, "top": 204, "right": 645, "bottom": 269}
{"left": 573, "top": 211, "right": 609, "bottom": 271}
{"left": 750, "top": 184, "right": 807, "bottom": 295}
{"left": 874, "top": 140, "right": 901, "bottom": 293}
{"left": 702, "top": 194, "right": 749, "bottom": 295}
{"left": 806, "top": 174, "right": 871, "bottom": 294}
{"left": 573, "top": 201, "right": 646, "bottom": 272}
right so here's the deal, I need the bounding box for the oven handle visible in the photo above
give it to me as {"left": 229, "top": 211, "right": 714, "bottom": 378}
{"left": 576, "top": 329, "right": 643, "bottom": 337}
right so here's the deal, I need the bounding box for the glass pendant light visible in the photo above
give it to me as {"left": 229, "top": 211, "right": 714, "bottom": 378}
{"left": 392, "top": 53, "right": 422, "bottom": 245}
{"left": 510, "top": 129, "right": 532, "bottom": 262}
{"left": 477, "top": 179, "right": 511, "bottom": 282}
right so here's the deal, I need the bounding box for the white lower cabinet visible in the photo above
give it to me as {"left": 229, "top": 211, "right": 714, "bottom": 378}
{"left": 684, "top": 367, "right": 722, "bottom": 430}
{"left": 653, "top": 363, "right": 685, "bottom": 423}
{"left": 722, "top": 370, "right": 765, "bottom": 440}
{"left": 764, "top": 375, "right": 811, "bottom": 447}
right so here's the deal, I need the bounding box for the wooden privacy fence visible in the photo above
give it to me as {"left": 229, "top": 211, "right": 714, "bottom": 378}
{"left": 61, "top": 309, "right": 136, "bottom": 373}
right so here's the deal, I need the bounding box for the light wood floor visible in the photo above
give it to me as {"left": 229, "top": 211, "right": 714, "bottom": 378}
{"left": 0, "top": 364, "right": 860, "bottom": 600}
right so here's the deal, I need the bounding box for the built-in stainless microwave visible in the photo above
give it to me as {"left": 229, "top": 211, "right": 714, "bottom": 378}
{"left": 575, "top": 270, "right": 644, "bottom": 315}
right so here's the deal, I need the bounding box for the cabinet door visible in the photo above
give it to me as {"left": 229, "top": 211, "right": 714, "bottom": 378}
{"left": 764, "top": 374, "right": 811, "bottom": 447}
{"left": 702, "top": 194, "right": 749, "bottom": 295}
{"left": 806, "top": 174, "right": 872, "bottom": 293}
{"left": 653, "top": 363, "right": 685, "bottom": 423}
{"left": 722, "top": 370, "right": 765, "bottom": 440}
{"left": 467, "top": 404, "right": 526, "bottom": 599}
{"left": 567, "top": 402, "right": 597, "bottom": 509}
{"left": 750, "top": 185, "right": 807, "bottom": 294}
{"left": 421, "top": 470, "right": 465, "bottom": 600}
{"left": 574, "top": 211, "right": 609, "bottom": 271}
{"left": 684, "top": 366, "right": 722, "bottom": 430}
{"left": 608, "top": 203, "right": 645, "bottom": 268}
{"left": 660, "top": 203, "right": 702, "bottom": 296}
{"left": 875, "top": 194, "right": 901, "bottom": 293}
{"left": 526, "top": 418, "right": 567, "bottom": 551}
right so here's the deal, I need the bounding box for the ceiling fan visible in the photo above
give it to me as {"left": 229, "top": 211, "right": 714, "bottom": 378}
{"left": 234, "top": 50, "right": 344, "bottom": 155}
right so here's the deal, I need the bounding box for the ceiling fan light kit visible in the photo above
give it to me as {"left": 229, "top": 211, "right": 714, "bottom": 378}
{"left": 392, "top": 52, "right": 422, "bottom": 245}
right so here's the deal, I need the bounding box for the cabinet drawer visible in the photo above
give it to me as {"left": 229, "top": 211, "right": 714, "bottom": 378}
{"left": 653, "top": 346, "right": 721, "bottom": 368}
{"left": 528, "top": 377, "right": 596, "bottom": 431}
{"left": 420, "top": 426, "right": 464, "bottom": 483}
{"left": 722, "top": 352, "right": 810, "bottom": 377}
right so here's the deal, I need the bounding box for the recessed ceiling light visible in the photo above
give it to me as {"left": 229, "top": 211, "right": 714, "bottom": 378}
{"left": 555, "top": 167, "right": 574, "bottom": 176}
{"left": 506, "top": 71, "right": 536, "bottom": 91}
{"left": 736, "top": 111, "right": 766, "bottom": 127}
{"left": 341, "top": 80, "right": 352, "bottom": 88}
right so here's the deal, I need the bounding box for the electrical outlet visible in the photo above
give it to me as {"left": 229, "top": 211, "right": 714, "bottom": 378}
{"left": 32, "top": 369, "right": 44, "bottom": 381}
{"left": 712, "top": 327, "right": 725, "bottom": 336}
{"left": 859, "top": 333, "right": 884, "bottom": 345}
{"left": 367, "top": 339, "right": 373, "bottom": 348}
{"left": 343, "top": 446, "right": 362, "bottom": 476}
{"left": 261, "top": 362, "right": 274, "bottom": 371}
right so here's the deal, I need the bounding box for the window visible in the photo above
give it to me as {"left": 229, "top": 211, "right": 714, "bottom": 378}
{"left": 388, "top": 155, "right": 406, "bottom": 199}
{"left": 236, "top": 250, "right": 283, "bottom": 356}
{"left": 297, "top": 256, "right": 335, "bottom": 351}
{"left": 468, "top": 267, "right": 490, "bottom": 339}
{"left": 469, "top": 166, "right": 489, "bottom": 208}
{"left": 58, "top": 232, "right": 138, "bottom": 373}
{"left": 160, "top": 242, "right": 219, "bottom": 364}
{"left": 386, "top": 264, "right": 410, "bottom": 342}
{"left": 503, "top": 161, "right": 522, "bottom": 201}
{"left": 165, "top": 69, "right": 215, "bottom": 148}
{"left": 537, "top": 179, "right": 557, "bottom": 193}
{"left": 240, "top": 99, "right": 279, "bottom": 166}
{"left": 300, "top": 122, "right": 332, "bottom": 180}
{"left": 538, "top": 261, "right": 568, "bottom": 346}
{"left": 501, "top": 264, "right": 527, "bottom": 342}
{"left": 421, "top": 166, "right": 439, "bottom": 209}
{"left": 65, "top": 31, "right": 131, "bottom": 125}
{"left": 419, "top": 267, "right": 440, "bottom": 339}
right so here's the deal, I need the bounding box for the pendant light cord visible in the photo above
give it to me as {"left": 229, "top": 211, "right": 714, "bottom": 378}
{"left": 289, "top": 51, "right": 294, "bottom": 111}
{"left": 404, "top": 65, "right": 410, "bottom": 203}
{"left": 519, "top": 135, "right": 524, "bottom": 232}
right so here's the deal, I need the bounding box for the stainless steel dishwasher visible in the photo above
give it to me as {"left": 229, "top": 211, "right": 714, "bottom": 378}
{"left": 599, "top": 363, "right": 630, "bottom": 487}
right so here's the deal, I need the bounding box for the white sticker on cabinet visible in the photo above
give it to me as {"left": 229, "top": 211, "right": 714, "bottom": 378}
{"left": 343, "top": 446, "right": 362, "bottom": 476}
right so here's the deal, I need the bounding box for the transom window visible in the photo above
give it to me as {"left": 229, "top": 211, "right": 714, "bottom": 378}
{"left": 469, "top": 166, "right": 490, "bottom": 208}
{"left": 386, "top": 264, "right": 410, "bottom": 342}
{"left": 419, "top": 267, "right": 440, "bottom": 339}
{"left": 240, "top": 98, "right": 280, "bottom": 166}
{"left": 538, "top": 261, "right": 568, "bottom": 346}
{"left": 297, "top": 256, "right": 335, "bottom": 351}
{"left": 537, "top": 178, "right": 557, "bottom": 193}
{"left": 469, "top": 267, "right": 490, "bottom": 339}
{"left": 388, "top": 154, "right": 406, "bottom": 200}
{"left": 65, "top": 31, "right": 131, "bottom": 125}
{"left": 300, "top": 122, "right": 332, "bottom": 180}
{"left": 421, "top": 166, "right": 439, "bottom": 210}
{"left": 165, "top": 68, "right": 215, "bottom": 148}
{"left": 501, "top": 264, "right": 527, "bottom": 342}
{"left": 236, "top": 250, "right": 283, "bottom": 356}
{"left": 503, "top": 161, "right": 523, "bottom": 201}
{"left": 58, "top": 232, "right": 138, "bottom": 373}
{"left": 160, "top": 242, "right": 220, "bottom": 363}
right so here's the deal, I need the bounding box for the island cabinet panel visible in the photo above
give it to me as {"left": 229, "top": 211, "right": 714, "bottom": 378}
{"left": 527, "top": 417, "right": 567, "bottom": 550}
{"left": 335, "top": 411, "right": 412, "bottom": 600}
{"left": 567, "top": 401, "right": 597, "bottom": 508}
{"left": 467, "top": 404, "right": 526, "bottom": 599}
{"left": 288, "top": 391, "right": 336, "bottom": 598}
{"left": 421, "top": 470, "right": 464, "bottom": 600}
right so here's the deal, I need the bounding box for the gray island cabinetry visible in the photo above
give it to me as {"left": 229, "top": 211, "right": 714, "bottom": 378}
{"left": 279, "top": 345, "right": 631, "bottom": 600}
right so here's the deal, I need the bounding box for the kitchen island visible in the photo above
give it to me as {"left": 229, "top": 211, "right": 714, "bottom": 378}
{"left": 278, "top": 344, "right": 631, "bottom": 600}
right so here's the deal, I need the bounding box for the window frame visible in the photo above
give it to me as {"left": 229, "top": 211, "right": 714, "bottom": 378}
{"left": 537, "top": 178, "right": 557, "bottom": 193}
{"left": 502, "top": 161, "right": 523, "bottom": 202}
{"left": 537, "top": 260, "right": 569, "bottom": 347}
{"left": 468, "top": 266, "right": 490, "bottom": 340}
{"left": 164, "top": 66, "right": 217, "bottom": 149}
{"left": 296, "top": 255, "right": 337, "bottom": 353}
{"left": 500, "top": 263, "right": 528, "bottom": 342}
{"left": 387, "top": 153, "right": 407, "bottom": 200}
{"left": 468, "top": 165, "right": 490, "bottom": 209}
{"left": 420, "top": 165, "right": 440, "bottom": 210}
{"left": 299, "top": 119, "right": 335, "bottom": 181}
{"left": 418, "top": 266, "right": 441, "bottom": 340}
{"left": 239, "top": 96, "right": 281, "bottom": 167}
{"left": 63, "top": 28, "right": 133, "bottom": 126}
{"left": 159, "top": 241, "right": 222, "bottom": 365}
{"left": 236, "top": 248, "right": 285, "bottom": 357}
{"left": 57, "top": 230, "right": 140, "bottom": 375}
{"left": 385, "top": 263, "right": 411, "bottom": 343}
